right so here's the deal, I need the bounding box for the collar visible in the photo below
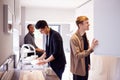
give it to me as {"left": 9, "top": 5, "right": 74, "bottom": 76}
{"left": 29, "top": 32, "right": 34, "bottom": 37}
{"left": 75, "top": 30, "right": 83, "bottom": 41}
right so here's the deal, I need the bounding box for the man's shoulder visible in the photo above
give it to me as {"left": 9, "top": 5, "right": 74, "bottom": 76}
{"left": 24, "top": 33, "right": 32, "bottom": 40}
{"left": 71, "top": 33, "right": 77, "bottom": 39}
{"left": 25, "top": 33, "right": 31, "bottom": 37}
{"left": 50, "top": 29, "right": 60, "bottom": 36}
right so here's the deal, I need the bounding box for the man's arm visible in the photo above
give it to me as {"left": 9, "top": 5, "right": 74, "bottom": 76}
{"left": 35, "top": 48, "right": 45, "bottom": 53}
{"left": 37, "top": 52, "right": 46, "bottom": 60}
{"left": 37, "top": 55, "right": 55, "bottom": 65}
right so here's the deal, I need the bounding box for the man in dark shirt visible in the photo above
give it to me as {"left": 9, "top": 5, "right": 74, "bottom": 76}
{"left": 35, "top": 20, "right": 66, "bottom": 80}
{"left": 24, "top": 24, "right": 44, "bottom": 57}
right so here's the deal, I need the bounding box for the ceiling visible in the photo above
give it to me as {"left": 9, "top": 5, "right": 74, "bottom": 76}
{"left": 20, "top": 0, "right": 89, "bottom": 9}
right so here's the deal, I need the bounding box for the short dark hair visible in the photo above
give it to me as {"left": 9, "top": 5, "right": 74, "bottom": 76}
{"left": 27, "top": 24, "right": 33, "bottom": 30}
{"left": 35, "top": 20, "right": 48, "bottom": 29}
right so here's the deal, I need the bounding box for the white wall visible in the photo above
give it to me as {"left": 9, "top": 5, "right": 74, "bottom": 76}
{"left": 0, "top": 0, "right": 21, "bottom": 65}
{"left": 25, "top": 7, "right": 75, "bottom": 23}
{"left": 0, "top": 0, "right": 14, "bottom": 66}
{"left": 94, "top": 0, "right": 120, "bottom": 56}
{"left": 91, "top": 0, "right": 120, "bottom": 80}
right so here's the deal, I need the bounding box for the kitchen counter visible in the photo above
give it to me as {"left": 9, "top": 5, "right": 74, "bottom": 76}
{"left": 11, "top": 62, "right": 60, "bottom": 80}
